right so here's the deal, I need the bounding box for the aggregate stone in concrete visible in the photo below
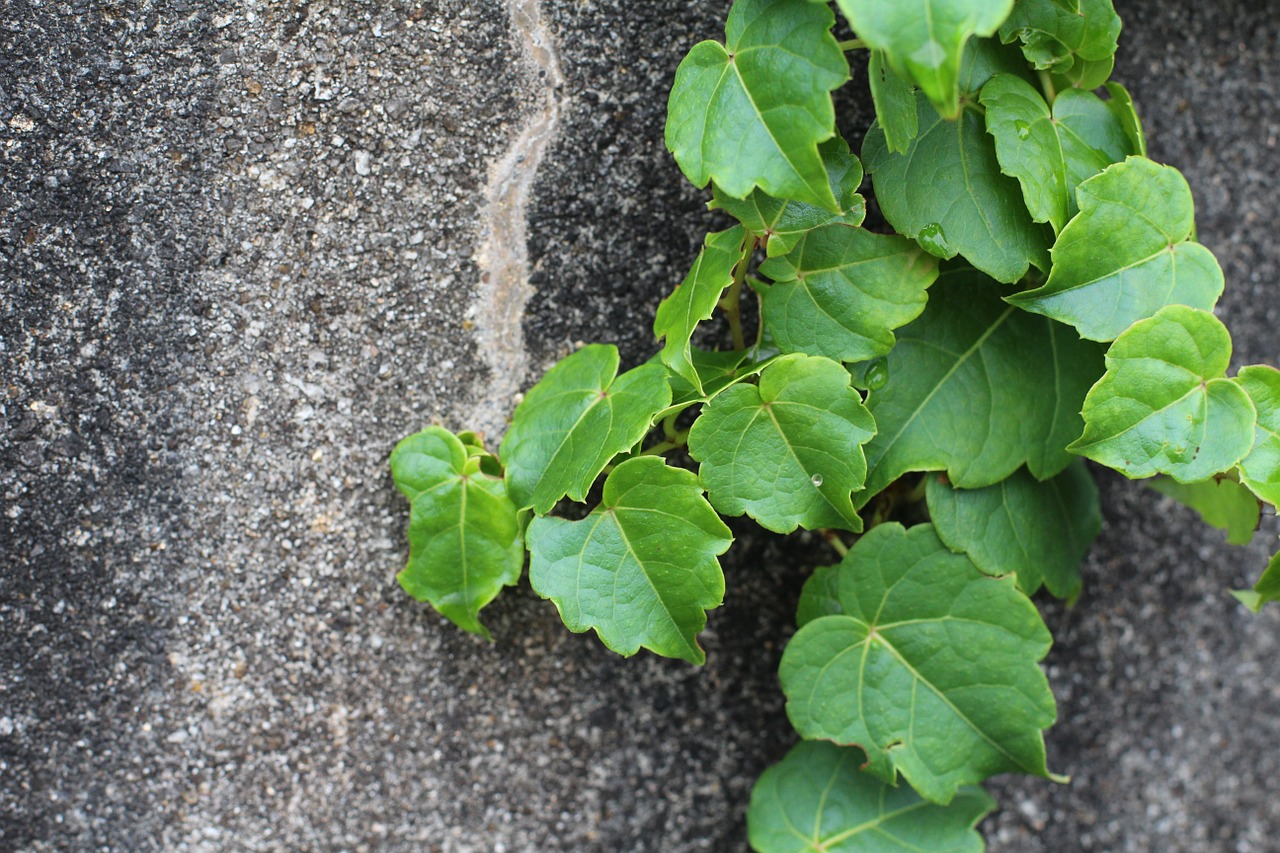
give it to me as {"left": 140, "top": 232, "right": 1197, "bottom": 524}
{"left": 2, "top": 0, "right": 1279, "bottom": 851}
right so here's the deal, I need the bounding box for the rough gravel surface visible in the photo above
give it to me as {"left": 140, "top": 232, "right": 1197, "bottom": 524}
{"left": 2, "top": 1, "right": 1278, "bottom": 851}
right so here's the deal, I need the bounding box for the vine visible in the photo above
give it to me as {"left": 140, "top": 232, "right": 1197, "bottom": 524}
{"left": 391, "top": 0, "right": 1280, "bottom": 848}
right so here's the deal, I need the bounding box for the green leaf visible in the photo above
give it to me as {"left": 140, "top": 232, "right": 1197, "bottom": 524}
{"left": 661, "top": 347, "right": 754, "bottom": 410}
{"left": 780, "top": 523, "right": 1058, "bottom": 804}
{"left": 1103, "top": 82, "right": 1147, "bottom": 158}
{"left": 747, "top": 741, "right": 995, "bottom": 853}
{"left": 1069, "top": 305, "right": 1257, "bottom": 482}
{"left": 526, "top": 457, "right": 733, "bottom": 664}
{"left": 501, "top": 345, "right": 672, "bottom": 514}
{"left": 927, "top": 462, "right": 1101, "bottom": 600}
{"left": 756, "top": 226, "right": 939, "bottom": 363}
{"left": 796, "top": 564, "right": 843, "bottom": 628}
{"left": 688, "top": 354, "right": 876, "bottom": 533}
{"left": 666, "top": 0, "right": 848, "bottom": 210}
{"left": 1236, "top": 365, "right": 1280, "bottom": 506}
{"left": 1148, "top": 476, "right": 1260, "bottom": 547}
{"left": 999, "top": 0, "right": 1121, "bottom": 73}
{"left": 391, "top": 428, "right": 524, "bottom": 639}
{"left": 863, "top": 91, "right": 1050, "bottom": 283}
{"left": 1008, "top": 157, "right": 1225, "bottom": 341}
{"left": 1233, "top": 548, "right": 1280, "bottom": 612}
{"left": 856, "top": 270, "right": 1104, "bottom": 504}
{"left": 654, "top": 226, "right": 749, "bottom": 394}
{"left": 711, "top": 137, "right": 866, "bottom": 258}
{"left": 1053, "top": 54, "right": 1115, "bottom": 91}
{"left": 834, "top": 0, "right": 1015, "bottom": 118}
{"left": 868, "top": 49, "right": 918, "bottom": 155}
{"left": 981, "top": 74, "right": 1134, "bottom": 234}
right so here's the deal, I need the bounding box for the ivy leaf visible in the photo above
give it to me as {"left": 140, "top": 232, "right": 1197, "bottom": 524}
{"left": 1234, "top": 548, "right": 1280, "bottom": 612}
{"left": 1052, "top": 54, "right": 1114, "bottom": 91}
{"left": 863, "top": 91, "right": 1050, "bottom": 284}
{"left": 834, "top": 0, "right": 1015, "bottom": 118}
{"left": 756, "top": 226, "right": 939, "bottom": 363}
{"left": 982, "top": 74, "right": 1134, "bottom": 234}
{"left": 998, "top": 0, "right": 1121, "bottom": 74}
{"left": 796, "top": 564, "right": 843, "bottom": 628}
{"left": 661, "top": 348, "right": 753, "bottom": 410}
{"left": 1008, "top": 157, "right": 1225, "bottom": 341}
{"left": 856, "top": 271, "right": 1104, "bottom": 504}
{"left": 927, "top": 462, "right": 1101, "bottom": 601}
{"left": 1148, "top": 476, "right": 1261, "bottom": 547}
{"left": 654, "top": 226, "right": 749, "bottom": 395}
{"left": 391, "top": 428, "right": 524, "bottom": 639}
{"left": 688, "top": 354, "right": 876, "bottom": 533}
{"left": 1069, "top": 305, "right": 1257, "bottom": 482}
{"left": 711, "top": 137, "right": 866, "bottom": 258}
{"left": 526, "top": 457, "right": 732, "bottom": 664}
{"left": 501, "top": 345, "right": 672, "bottom": 514}
{"left": 868, "top": 50, "right": 918, "bottom": 154}
{"left": 780, "top": 523, "right": 1058, "bottom": 804}
{"left": 1103, "top": 82, "right": 1147, "bottom": 158}
{"left": 666, "top": 0, "right": 848, "bottom": 211}
{"left": 1236, "top": 365, "right": 1280, "bottom": 506}
{"left": 746, "top": 740, "right": 995, "bottom": 853}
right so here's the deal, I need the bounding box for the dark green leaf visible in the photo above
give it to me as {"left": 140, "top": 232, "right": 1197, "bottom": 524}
{"left": 688, "top": 354, "right": 876, "bottom": 533}
{"left": 711, "top": 137, "right": 866, "bottom": 258}
{"left": 927, "top": 462, "right": 1101, "bottom": 600}
{"left": 501, "top": 345, "right": 672, "bottom": 514}
{"left": 1236, "top": 365, "right": 1280, "bottom": 506}
{"left": 757, "top": 226, "right": 939, "bottom": 363}
{"left": 654, "top": 226, "right": 749, "bottom": 394}
{"left": 1070, "top": 305, "right": 1257, "bottom": 482}
{"left": 796, "top": 564, "right": 843, "bottom": 628}
{"left": 863, "top": 92, "right": 1050, "bottom": 283}
{"left": 666, "top": 0, "right": 848, "bottom": 210}
{"left": 780, "top": 523, "right": 1058, "bottom": 804}
{"left": 391, "top": 428, "right": 524, "bottom": 639}
{"left": 1233, "top": 547, "right": 1280, "bottom": 612}
{"left": 868, "top": 49, "right": 918, "bottom": 154}
{"left": 526, "top": 457, "right": 733, "bottom": 664}
{"left": 999, "top": 0, "right": 1121, "bottom": 73}
{"left": 1149, "top": 476, "right": 1260, "bottom": 547}
{"left": 747, "top": 741, "right": 995, "bottom": 853}
{"left": 834, "top": 0, "right": 1015, "bottom": 117}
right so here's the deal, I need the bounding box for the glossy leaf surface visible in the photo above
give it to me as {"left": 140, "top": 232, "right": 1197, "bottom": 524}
{"left": 780, "top": 524, "right": 1057, "bottom": 804}
{"left": 747, "top": 740, "right": 995, "bottom": 853}
{"left": 1070, "top": 306, "right": 1256, "bottom": 482}
{"left": 391, "top": 428, "right": 524, "bottom": 638}
{"left": 1149, "top": 476, "right": 1260, "bottom": 547}
{"left": 1236, "top": 365, "right": 1280, "bottom": 506}
{"left": 526, "top": 457, "right": 732, "bottom": 664}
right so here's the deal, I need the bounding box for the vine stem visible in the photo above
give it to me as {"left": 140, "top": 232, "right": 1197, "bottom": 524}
{"left": 639, "top": 430, "right": 691, "bottom": 458}
{"left": 820, "top": 529, "right": 850, "bottom": 558}
{"left": 1038, "top": 69, "right": 1058, "bottom": 104}
{"left": 838, "top": 38, "right": 866, "bottom": 52}
{"left": 719, "top": 234, "right": 757, "bottom": 351}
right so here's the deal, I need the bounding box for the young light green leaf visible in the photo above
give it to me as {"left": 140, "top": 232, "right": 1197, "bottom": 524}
{"left": 526, "top": 457, "right": 733, "bottom": 664}
{"left": 856, "top": 271, "right": 1104, "bottom": 503}
{"left": 1103, "top": 82, "right": 1146, "bottom": 157}
{"left": 501, "top": 345, "right": 672, "bottom": 515}
{"left": 391, "top": 428, "right": 524, "bottom": 639}
{"left": 688, "top": 354, "right": 876, "bottom": 533}
{"left": 1233, "top": 547, "right": 1280, "bottom": 612}
{"left": 1236, "top": 365, "right": 1280, "bottom": 506}
{"left": 863, "top": 91, "right": 1050, "bottom": 283}
{"left": 1070, "top": 305, "right": 1257, "bottom": 482}
{"left": 780, "top": 523, "right": 1058, "bottom": 804}
{"left": 654, "top": 226, "right": 749, "bottom": 395}
{"left": 756, "top": 225, "right": 939, "bottom": 363}
{"left": 998, "top": 0, "right": 1121, "bottom": 74}
{"left": 710, "top": 137, "right": 866, "bottom": 258}
{"left": 981, "top": 74, "right": 1134, "bottom": 234}
{"left": 796, "top": 564, "right": 843, "bottom": 628}
{"left": 834, "top": 0, "right": 1015, "bottom": 118}
{"left": 1148, "top": 476, "right": 1261, "bottom": 547}
{"left": 1008, "top": 157, "right": 1225, "bottom": 341}
{"left": 666, "top": 0, "right": 848, "bottom": 210}
{"left": 747, "top": 741, "right": 995, "bottom": 853}
{"left": 927, "top": 462, "right": 1101, "bottom": 600}
{"left": 868, "top": 49, "right": 918, "bottom": 154}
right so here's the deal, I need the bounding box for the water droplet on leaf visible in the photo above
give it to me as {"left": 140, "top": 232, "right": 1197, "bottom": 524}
{"left": 917, "top": 223, "right": 950, "bottom": 258}
{"left": 810, "top": 473, "right": 824, "bottom": 487}
{"left": 864, "top": 358, "right": 889, "bottom": 391}
{"left": 1015, "top": 120, "right": 1032, "bottom": 140}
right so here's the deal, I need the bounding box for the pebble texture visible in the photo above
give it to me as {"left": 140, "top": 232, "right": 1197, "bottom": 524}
{"left": 1, "top": 1, "right": 1277, "bottom": 851}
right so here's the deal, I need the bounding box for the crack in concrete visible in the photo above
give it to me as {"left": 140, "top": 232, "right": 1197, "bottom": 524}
{"left": 469, "top": 0, "right": 566, "bottom": 440}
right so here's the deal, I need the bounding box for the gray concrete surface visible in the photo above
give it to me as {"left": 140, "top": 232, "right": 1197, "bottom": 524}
{"left": 2, "top": 0, "right": 1278, "bottom": 850}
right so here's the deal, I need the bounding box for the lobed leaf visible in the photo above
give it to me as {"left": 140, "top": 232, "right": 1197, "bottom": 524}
{"left": 1008, "top": 157, "right": 1224, "bottom": 341}
{"left": 688, "top": 354, "right": 876, "bottom": 533}
{"left": 711, "top": 137, "right": 866, "bottom": 258}
{"left": 780, "top": 523, "right": 1058, "bottom": 804}
{"left": 757, "top": 225, "right": 939, "bottom": 363}
{"left": 501, "top": 345, "right": 672, "bottom": 515}
{"left": 1236, "top": 365, "right": 1280, "bottom": 506}
{"left": 746, "top": 740, "right": 995, "bottom": 853}
{"left": 666, "top": 0, "right": 848, "bottom": 210}
{"left": 391, "top": 428, "right": 524, "bottom": 639}
{"left": 526, "top": 457, "right": 733, "bottom": 664}
{"left": 1069, "top": 305, "right": 1256, "bottom": 482}
{"left": 796, "top": 564, "right": 843, "bottom": 628}
{"left": 834, "top": 0, "right": 1015, "bottom": 118}
{"left": 1148, "top": 476, "right": 1260, "bottom": 547}
{"left": 998, "top": 0, "right": 1121, "bottom": 74}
